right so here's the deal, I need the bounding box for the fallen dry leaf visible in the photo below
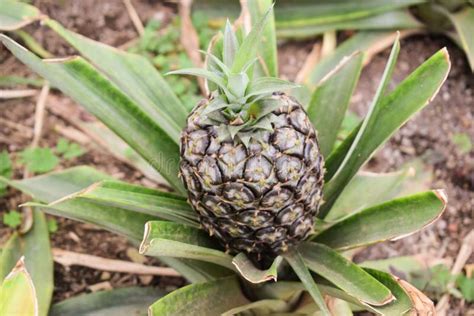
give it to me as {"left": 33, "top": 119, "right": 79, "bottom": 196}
{"left": 178, "top": 0, "right": 206, "bottom": 95}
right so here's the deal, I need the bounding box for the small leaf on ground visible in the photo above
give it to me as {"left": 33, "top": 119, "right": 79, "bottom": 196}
{"left": 62, "top": 143, "right": 85, "bottom": 160}
{"left": 56, "top": 138, "right": 86, "bottom": 159}
{"left": 451, "top": 133, "right": 472, "bottom": 154}
{"left": 55, "top": 138, "right": 69, "bottom": 154}
{"left": 457, "top": 274, "right": 474, "bottom": 302}
{"left": 3, "top": 210, "right": 22, "bottom": 228}
{"left": 18, "top": 147, "right": 59, "bottom": 174}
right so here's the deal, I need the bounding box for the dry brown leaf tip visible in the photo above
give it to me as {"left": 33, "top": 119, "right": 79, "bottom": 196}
{"left": 399, "top": 279, "right": 435, "bottom": 316}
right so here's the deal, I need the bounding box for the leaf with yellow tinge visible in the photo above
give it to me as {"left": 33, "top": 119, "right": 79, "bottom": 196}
{"left": 0, "top": 257, "right": 38, "bottom": 316}
{"left": 0, "top": 210, "right": 53, "bottom": 316}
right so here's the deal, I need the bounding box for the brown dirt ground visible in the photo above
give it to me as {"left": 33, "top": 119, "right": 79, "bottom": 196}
{"left": 0, "top": 0, "right": 473, "bottom": 314}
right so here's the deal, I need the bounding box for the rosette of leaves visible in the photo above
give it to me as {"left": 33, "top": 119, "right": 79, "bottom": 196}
{"left": 0, "top": 0, "right": 451, "bottom": 315}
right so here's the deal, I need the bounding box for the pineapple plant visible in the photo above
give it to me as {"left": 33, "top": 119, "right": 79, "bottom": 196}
{"left": 0, "top": 0, "right": 452, "bottom": 315}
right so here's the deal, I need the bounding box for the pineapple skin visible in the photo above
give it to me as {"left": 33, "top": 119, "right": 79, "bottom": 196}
{"left": 180, "top": 92, "right": 324, "bottom": 257}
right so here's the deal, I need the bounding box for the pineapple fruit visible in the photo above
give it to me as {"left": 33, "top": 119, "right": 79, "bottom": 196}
{"left": 174, "top": 19, "right": 324, "bottom": 258}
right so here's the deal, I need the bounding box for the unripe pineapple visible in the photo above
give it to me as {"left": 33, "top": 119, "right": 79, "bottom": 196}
{"left": 170, "top": 14, "right": 324, "bottom": 259}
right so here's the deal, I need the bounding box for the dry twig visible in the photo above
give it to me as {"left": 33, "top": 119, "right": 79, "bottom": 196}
{"left": 20, "top": 83, "right": 50, "bottom": 234}
{"left": 53, "top": 248, "right": 181, "bottom": 277}
{"left": 179, "top": 0, "right": 206, "bottom": 95}
{"left": 0, "top": 89, "right": 37, "bottom": 99}
{"left": 122, "top": 0, "right": 144, "bottom": 36}
{"left": 31, "top": 84, "right": 50, "bottom": 148}
{"left": 54, "top": 124, "right": 92, "bottom": 145}
{"left": 0, "top": 117, "right": 33, "bottom": 137}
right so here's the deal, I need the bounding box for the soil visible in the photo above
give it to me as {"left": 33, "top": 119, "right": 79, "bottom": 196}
{"left": 0, "top": 0, "right": 472, "bottom": 314}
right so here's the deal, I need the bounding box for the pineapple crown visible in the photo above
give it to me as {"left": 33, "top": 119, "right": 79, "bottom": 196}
{"left": 167, "top": 7, "right": 299, "bottom": 146}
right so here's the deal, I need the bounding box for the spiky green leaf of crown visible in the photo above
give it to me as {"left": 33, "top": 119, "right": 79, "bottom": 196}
{"left": 167, "top": 7, "right": 299, "bottom": 146}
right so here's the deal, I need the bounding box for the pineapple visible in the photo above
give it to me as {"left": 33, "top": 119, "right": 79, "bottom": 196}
{"left": 173, "top": 18, "right": 324, "bottom": 258}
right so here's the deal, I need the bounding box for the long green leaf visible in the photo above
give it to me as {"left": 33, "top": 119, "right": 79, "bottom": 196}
{"left": 149, "top": 276, "right": 249, "bottom": 316}
{"left": 223, "top": 20, "right": 238, "bottom": 68}
{"left": 0, "top": 257, "right": 37, "bottom": 316}
{"left": 0, "top": 211, "right": 53, "bottom": 316}
{"left": 307, "top": 52, "right": 363, "bottom": 157}
{"left": 314, "top": 190, "right": 447, "bottom": 250}
{"left": 277, "top": 10, "right": 421, "bottom": 39}
{"left": 284, "top": 249, "right": 330, "bottom": 316}
{"left": 72, "top": 180, "right": 199, "bottom": 227}
{"left": 231, "top": 6, "right": 272, "bottom": 73}
{"left": 49, "top": 287, "right": 165, "bottom": 316}
{"left": 0, "top": 166, "right": 111, "bottom": 203}
{"left": 322, "top": 46, "right": 450, "bottom": 215}
{"left": 45, "top": 19, "right": 187, "bottom": 137}
{"left": 140, "top": 221, "right": 235, "bottom": 271}
{"left": 298, "top": 242, "right": 393, "bottom": 306}
{"left": 448, "top": 7, "right": 474, "bottom": 71}
{"left": 326, "top": 169, "right": 412, "bottom": 221}
{"left": 0, "top": 35, "right": 184, "bottom": 193}
{"left": 274, "top": 0, "right": 425, "bottom": 27}
{"left": 18, "top": 211, "right": 52, "bottom": 316}
{"left": 232, "top": 253, "right": 282, "bottom": 284}
{"left": 0, "top": 0, "right": 41, "bottom": 31}
{"left": 0, "top": 233, "right": 22, "bottom": 281}
{"left": 246, "top": 0, "right": 278, "bottom": 77}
